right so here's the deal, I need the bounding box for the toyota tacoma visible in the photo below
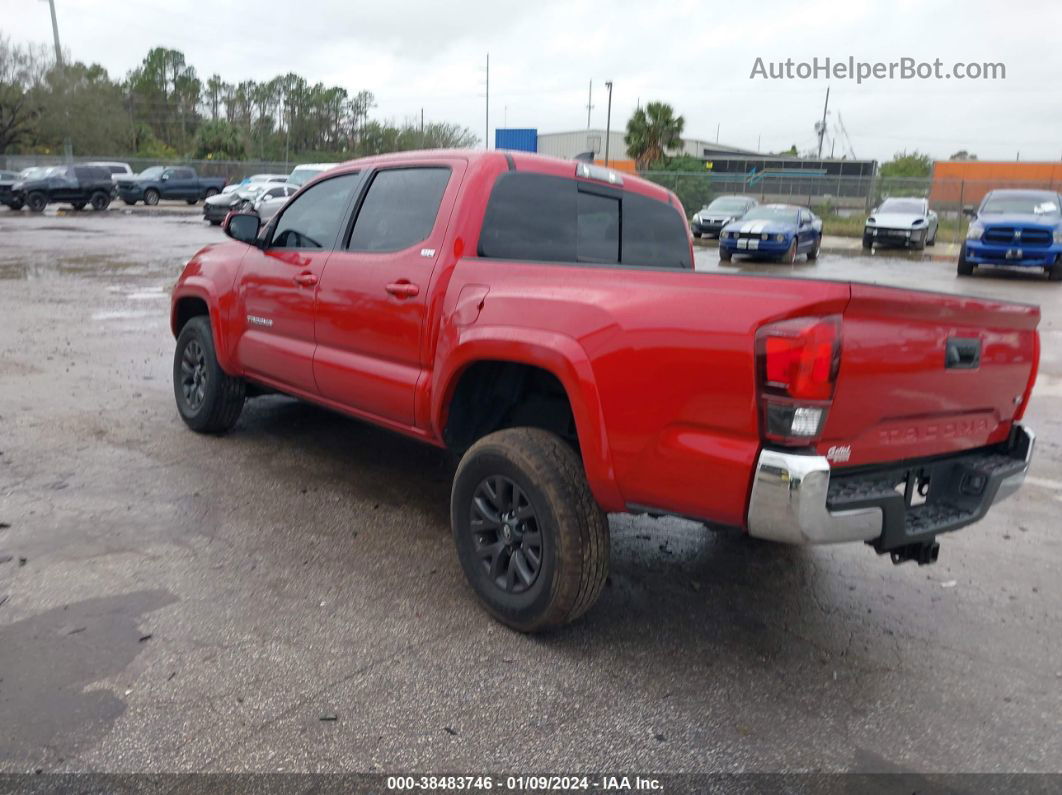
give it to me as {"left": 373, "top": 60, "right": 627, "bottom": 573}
{"left": 170, "top": 151, "right": 1039, "bottom": 631}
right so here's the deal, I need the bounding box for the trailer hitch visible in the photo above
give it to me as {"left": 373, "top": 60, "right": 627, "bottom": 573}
{"left": 889, "top": 541, "right": 940, "bottom": 566}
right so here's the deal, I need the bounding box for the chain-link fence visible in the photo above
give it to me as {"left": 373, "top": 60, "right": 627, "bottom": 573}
{"left": 641, "top": 171, "right": 1062, "bottom": 244}
{"left": 0, "top": 154, "right": 314, "bottom": 183}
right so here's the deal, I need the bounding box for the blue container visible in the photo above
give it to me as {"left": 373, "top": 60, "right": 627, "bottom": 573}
{"left": 495, "top": 128, "right": 538, "bottom": 153}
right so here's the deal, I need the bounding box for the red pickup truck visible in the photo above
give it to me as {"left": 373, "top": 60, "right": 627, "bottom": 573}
{"left": 170, "top": 150, "right": 1039, "bottom": 631}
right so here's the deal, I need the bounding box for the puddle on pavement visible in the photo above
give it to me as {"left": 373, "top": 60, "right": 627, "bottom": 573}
{"left": 91, "top": 309, "right": 158, "bottom": 322}
{"left": 0, "top": 255, "right": 173, "bottom": 281}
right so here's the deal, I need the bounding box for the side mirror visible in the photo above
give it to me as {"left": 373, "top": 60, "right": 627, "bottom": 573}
{"left": 223, "top": 212, "right": 262, "bottom": 245}
{"left": 161, "top": 173, "right": 170, "bottom": 181}
{"left": 962, "top": 204, "right": 975, "bottom": 217}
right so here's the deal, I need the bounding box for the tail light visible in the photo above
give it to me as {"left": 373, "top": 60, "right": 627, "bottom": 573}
{"left": 1014, "top": 329, "right": 1039, "bottom": 421}
{"left": 755, "top": 315, "right": 841, "bottom": 445}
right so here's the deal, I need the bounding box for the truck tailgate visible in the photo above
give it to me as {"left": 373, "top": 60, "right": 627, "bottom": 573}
{"left": 819, "top": 284, "right": 1039, "bottom": 467}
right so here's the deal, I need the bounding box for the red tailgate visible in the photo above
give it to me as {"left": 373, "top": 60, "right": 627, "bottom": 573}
{"left": 819, "top": 285, "right": 1039, "bottom": 467}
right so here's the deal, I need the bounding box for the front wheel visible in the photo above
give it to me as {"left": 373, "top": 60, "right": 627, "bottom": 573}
{"left": 26, "top": 192, "right": 47, "bottom": 213}
{"left": 957, "top": 245, "right": 975, "bottom": 276}
{"left": 693, "top": 231, "right": 702, "bottom": 239}
{"left": 719, "top": 246, "right": 732, "bottom": 262}
{"left": 144, "top": 189, "right": 160, "bottom": 206}
{"left": 451, "top": 428, "right": 610, "bottom": 632}
{"left": 1048, "top": 263, "right": 1062, "bottom": 281}
{"left": 806, "top": 236, "right": 821, "bottom": 260}
{"left": 781, "top": 238, "right": 797, "bottom": 264}
{"left": 122, "top": 198, "right": 137, "bottom": 206}
{"left": 90, "top": 191, "right": 110, "bottom": 211}
{"left": 7, "top": 199, "right": 23, "bottom": 211}
{"left": 173, "top": 316, "right": 245, "bottom": 434}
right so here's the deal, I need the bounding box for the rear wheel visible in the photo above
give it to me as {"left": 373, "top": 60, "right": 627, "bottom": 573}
{"left": 26, "top": 192, "right": 47, "bottom": 213}
{"left": 806, "top": 235, "right": 821, "bottom": 260}
{"left": 90, "top": 191, "right": 110, "bottom": 211}
{"left": 144, "top": 188, "right": 160, "bottom": 206}
{"left": 957, "top": 245, "right": 975, "bottom": 276}
{"left": 173, "top": 315, "right": 245, "bottom": 434}
{"left": 204, "top": 188, "right": 219, "bottom": 199}
{"left": 451, "top": 428, "right": 610, "bottom": 632}
{"left": 71, "top": 202, "right": 87, "bottom": 211}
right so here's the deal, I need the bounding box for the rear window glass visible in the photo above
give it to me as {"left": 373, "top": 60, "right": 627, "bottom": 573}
{"left": 479, "top": 172, "right": 691, "bottom": 269}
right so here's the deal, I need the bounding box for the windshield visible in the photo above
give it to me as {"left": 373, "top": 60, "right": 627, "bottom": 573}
{"left": 288, "top": 167, "right": 324, "bottom": 187}
{"left": 706, "top": 198, "right": 750, "bottom": 214}
{"left": 879, "top": 198, "right": 925, "bottom": 214}
{"left": 980, "top": 194, "right": 1061, "bottom": 216}
{"left": 137, "top": 166, "right": 165, "bottom": 179}
{"left": 739, "top": 206, "right": 799, "bottom": 224}
{"left": 19, "top": 167, "right": 50, "bottom": 180}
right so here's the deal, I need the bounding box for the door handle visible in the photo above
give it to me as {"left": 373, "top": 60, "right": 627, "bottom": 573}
{"left": 294, "top": 271, "right": 318, "bottom": 287}
{"left": 385, "top": 281, "right": 420, "bottom": 298}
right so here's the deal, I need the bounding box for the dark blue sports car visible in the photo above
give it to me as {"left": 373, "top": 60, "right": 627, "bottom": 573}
{"left": 719, "top": 204, "right": 823, "bottom": 263}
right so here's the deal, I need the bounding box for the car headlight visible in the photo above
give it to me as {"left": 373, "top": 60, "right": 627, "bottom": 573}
{"left": 774, "top": 233, "right": 785, "bottom": 242}
{"left": 866, "top": 217, "right": 876, "bottom": 226}
{"left": 1054, "top": 229, "right": 1062, "bottom": 244}
{"left": 911, "top": 218, "right": 925, "bottom": 226}
{"left": 966, "top": 223, "right": 984, "bottom": 240}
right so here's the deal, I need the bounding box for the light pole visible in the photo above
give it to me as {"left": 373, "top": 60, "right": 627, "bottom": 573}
{"left": 42, "top": 0, "right": 72, "bottom": 160}
{"left": 604, "top": 81, "right": 613, "bottom": 167}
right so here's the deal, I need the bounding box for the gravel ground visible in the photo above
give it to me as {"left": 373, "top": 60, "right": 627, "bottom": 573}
{"left": 0, "top": 209, "right": 1059, "bottom": 774}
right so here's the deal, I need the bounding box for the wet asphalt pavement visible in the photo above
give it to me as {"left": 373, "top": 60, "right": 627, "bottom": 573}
{"left": 0, "top": 209, "right": 1060, "bottom": 774}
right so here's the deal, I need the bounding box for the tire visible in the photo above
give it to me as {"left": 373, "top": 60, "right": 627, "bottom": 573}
{"left": 782, "top": 238, "right": 797, "bottom": 264}
{"left": 185, "top": 198, "right": 198, "bottom": 205}
{"left": 451, "top": 427, "right": 610, "bottom": 632}
{"left": 927, "top": 228, "right": 936, "bottom": 246}
{"left": 26, "top": 192, "right": 47, "bottom": 213}
{"left": 693, "top": 231, "right": 702, "bottom": 239}
{"left": 122, "top": 198, "right": 137, "bottom": 206}
{"left": 807, "top": 235, "right": 820, "bottom": 260}
{"left": 1048, "top": 263, "right": 1062, "bottom": 281}
{"left": 173, "top": 315, "right": 245, "bottom": 434}
{"left": 7, "top": 199, "right": 23, "bottom": 211}
{"left": 204, "top": 188, "right": 219, "bottom": 199}
{"left": 208, "top": 219, "right": 222, "bottom": 226}
{"left": 71, "top": 202, "right": 87, "bottom": 211}
{"left": 719, "top": 246, "right": 732, "bottom": 262}
{"left": 144, "top": 188, "right": 160, "bottom": 206}
{"left": 862, "top": 235, "right": 873, "bottom": 250}
{"left": 957, "top": 245, "right": 975, "bottom": 276}
{"left": 90, "top": 191, "right": 110, "bottom": 211}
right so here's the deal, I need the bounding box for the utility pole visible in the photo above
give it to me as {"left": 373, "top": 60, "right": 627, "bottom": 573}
{"left": 586, "top": 79, "right": 593, "bottom": 129}
{"left": 484, "top": 53, "right": 490, "bottom": 149}
{"left": 716, "top": 123, "right": 720, "bottom": 143}
{"left": 604, "top": 81, "right": 613, "bottom": 167}
{"left": 44, "top": 0, "right": 72, "bottom": 161}
{"left": 816, "top": 85, "right": 830, "bottom": 158}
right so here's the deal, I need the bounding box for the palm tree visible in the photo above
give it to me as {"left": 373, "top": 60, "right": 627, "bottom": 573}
{"left": 624, "top": 101, "right": 685, "bottom": 169}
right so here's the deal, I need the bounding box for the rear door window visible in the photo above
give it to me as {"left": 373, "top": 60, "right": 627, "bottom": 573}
{"left": 347, "top": 167, "right": 451, "bottom": 252}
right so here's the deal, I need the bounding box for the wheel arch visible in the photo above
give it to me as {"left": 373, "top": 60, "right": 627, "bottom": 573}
{"left": 432, "top": 331, "right": 623, "bottom": 512}
{"left": 171, "top": 284, "right": 237, "bottom": 374}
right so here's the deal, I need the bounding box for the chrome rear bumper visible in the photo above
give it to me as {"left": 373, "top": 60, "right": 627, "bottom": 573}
{"left": 746, "top": 426, "right": 1034, "bottom": 546}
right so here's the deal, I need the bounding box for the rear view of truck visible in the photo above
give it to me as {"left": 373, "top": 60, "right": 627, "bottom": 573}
{"left": 747, "top": 283, "right": 1038, "bottom": 564}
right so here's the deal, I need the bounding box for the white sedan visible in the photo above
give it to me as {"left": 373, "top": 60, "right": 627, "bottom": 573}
{"left": 863, "top": 197, "right": 939, "bottom": 250}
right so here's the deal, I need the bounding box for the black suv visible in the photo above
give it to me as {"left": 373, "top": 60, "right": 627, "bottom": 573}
{"left": 11, "top": 165, "right": 114, "bottom": 213}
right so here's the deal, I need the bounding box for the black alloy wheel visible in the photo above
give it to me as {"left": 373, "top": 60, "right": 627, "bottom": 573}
{"left": 470, "top": 475, "right": 543, "bottom": 594}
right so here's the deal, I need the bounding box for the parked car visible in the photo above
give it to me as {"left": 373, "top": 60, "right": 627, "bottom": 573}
{"left": 691, "top": 195, "right": 758, "bottom": 238}
{"left": 959, "top": 189, "right": 1062, "bottom": 280}
{"left": 220, "top": 173, "right": 288, "bottom": 195}
{"left": 247, "top": 182, "right": 299, "bottom": 222}
{"left": 286, "top": 162, "right": 337, "bottom": 187}
{"left": 10, "top": 164, "right": 114, "bottom": 213}
{"left": 0, "top": 168, "right": 33, "bottom": 209}
{"left": 203, "top": 179, "right": 292, "bottom": 225}
{"left": 719, "top": 204, "right": 822, "bottom": 263}
{"left": 116, "top": 166, "right": 225, "bottom": 206}
{"left": 85, "top": 161, "right": 134, "bottom": 184}
{"left": 863, "top": 197, "right": 938, "bottom": 250}
{"left": 170, "top": 150, "right": 1037, "bottom": 631}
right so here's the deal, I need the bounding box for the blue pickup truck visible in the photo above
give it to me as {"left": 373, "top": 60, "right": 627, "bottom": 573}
{"left": 115, "top": 166, "right": 226, "bottom": 206}
{"left": 960, "top": 189, "right": 1062, "bottom": 280}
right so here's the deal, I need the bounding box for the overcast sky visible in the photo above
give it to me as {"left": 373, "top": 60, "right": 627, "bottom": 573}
{"left": 4, "top": 0, "right": 1060, "bottom": 163}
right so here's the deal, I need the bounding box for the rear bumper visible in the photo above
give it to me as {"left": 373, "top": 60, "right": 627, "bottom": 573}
{"left": 746, "top": 425, "right": 1034, "bottom": 547}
